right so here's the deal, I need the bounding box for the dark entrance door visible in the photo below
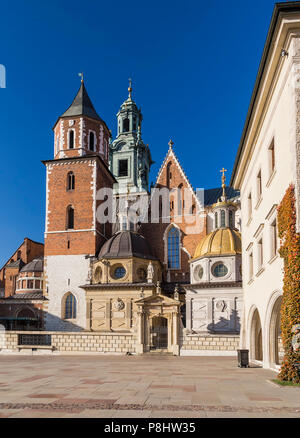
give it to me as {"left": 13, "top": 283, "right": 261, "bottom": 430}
{"left": 151, "top": 316, "right": 168, "bottom": 349}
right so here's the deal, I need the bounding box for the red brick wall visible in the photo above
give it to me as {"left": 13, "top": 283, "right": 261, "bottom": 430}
{"left": 45, "top": 157, "right": 114, "bottom": 256}
{"left": 0, "top": 239, "right": 44, "bottom": 297}
{"left": 141, "top": 153, "right": 207, "bottom": 283}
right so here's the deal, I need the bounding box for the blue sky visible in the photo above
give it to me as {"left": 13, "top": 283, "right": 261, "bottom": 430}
{"left": 0, "top": 0, "right": 281, "bottom": 266}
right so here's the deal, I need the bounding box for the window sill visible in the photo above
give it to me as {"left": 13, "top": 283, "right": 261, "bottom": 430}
{"left": 266, "top": 169, "right": 276, "bottom": 188}
{"left": 268, "top": 254, "right": 279, "bottom": 265}
{"left": 254, "top": 196, "right": 263, "bottom": 210}
{"left": 255, "top": 267, "right": 265, "bottom": 277}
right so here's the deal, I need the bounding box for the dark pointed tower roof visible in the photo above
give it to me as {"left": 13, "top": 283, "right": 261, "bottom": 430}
{"left": 60, "top": 81, "right": 102, "bottom": 121}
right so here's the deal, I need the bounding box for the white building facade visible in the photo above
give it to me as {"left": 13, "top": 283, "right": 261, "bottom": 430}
{"left": 231, "top": 3, "right": 300, "bottom": 370}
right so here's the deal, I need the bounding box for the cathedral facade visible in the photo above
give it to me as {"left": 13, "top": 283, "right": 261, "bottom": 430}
{"left": 0, "top": 78, "right": 242, "bottom": 355}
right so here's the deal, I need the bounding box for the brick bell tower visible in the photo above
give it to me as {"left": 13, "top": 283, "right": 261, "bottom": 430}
{"left": 43, "top": 78, "right": 116, "bottom": 331}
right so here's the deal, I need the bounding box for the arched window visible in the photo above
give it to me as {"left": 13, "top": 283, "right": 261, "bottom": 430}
{"left": 67, "top": 172, "right": 75, "bottom": 191}
{"left": 167, "top": 226, "right": 180, "bottom": 269}
{"left": 215, "top": 212, "right": 218, "bottom": 228}
{"left": 67, "top": 206, "right": 74, "bottom": 229}
{"left": 229, "top": 210, "right": 234, "bottom": 228}
{"left": 89, "top": 131, "right": 95, "bottom": 151}
{"left": 68, "top": 130, "right": 74, "bottom": 149}
{"left": 123, "top": 118, "right": 130, "bottom": 132}
{"left": 221, "top": 210, "right": 225, "bottom": 227}
{"left": 64, "top": 293, "right": 77, "bottom": 319}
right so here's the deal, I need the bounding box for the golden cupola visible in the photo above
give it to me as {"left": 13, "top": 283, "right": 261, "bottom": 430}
{"left": 193, "top": 228, "right": 241, "bottom": 260}
{"left": 193, "top": 167, "right": 241, "bottom": 261}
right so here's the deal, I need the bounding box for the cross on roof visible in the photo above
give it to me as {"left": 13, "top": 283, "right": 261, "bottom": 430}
{"left": 168, "top": 139, "right": 174, "bottom": 148}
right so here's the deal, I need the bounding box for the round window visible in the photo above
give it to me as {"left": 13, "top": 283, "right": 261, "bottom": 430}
{"left": 212, "top": 263, "right": 228, "bottom": 278}
{"left": 137, "top": 268, "right": 147, "bottom": 281}
{"left": 114, "top": 266, "right": 126, "bottom": 279}
{"left": 195, "top": 265, "right": 203, "bottom": 280}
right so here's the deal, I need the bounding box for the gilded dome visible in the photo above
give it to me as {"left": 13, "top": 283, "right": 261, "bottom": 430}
{"left": 193, "top": 228, "right": 241, "bottom": 260}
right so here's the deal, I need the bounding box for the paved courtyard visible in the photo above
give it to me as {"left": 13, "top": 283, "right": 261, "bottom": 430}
{"left": 0, "top": 354, "right": 299, "bottom": 418}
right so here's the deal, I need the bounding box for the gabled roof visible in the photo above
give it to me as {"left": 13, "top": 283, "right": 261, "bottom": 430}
{"left": 155, "top": 144, "right": 204, "bottom": 211}
{"left": 60, "top": 81, "right": 103, "bottom": 122}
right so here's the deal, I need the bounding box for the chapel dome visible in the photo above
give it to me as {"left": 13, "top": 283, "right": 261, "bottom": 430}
{"left": 98, "top": 231, "right": 157, "bottom": 260}
{"left": 193, "top": 228, "right": 241, "bottom": 260}
{"left": 20, "top": 257, "right": 44, "bottom": 273}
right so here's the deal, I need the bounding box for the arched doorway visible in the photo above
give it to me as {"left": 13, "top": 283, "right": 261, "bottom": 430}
{"left": 16, "top": 307, "right": 39, "bottom": 331}
{"left": 269, "top": 295, "right": 282, "bottom": 367}
{"left": 250, "top": 308, "right": 263, "bottom": 361}
{"left": 150, "top": 316, "right": 168, "bottom": 350}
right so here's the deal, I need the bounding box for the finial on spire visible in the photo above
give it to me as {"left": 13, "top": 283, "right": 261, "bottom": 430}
{"left": 168, "top": 139, "right": 174, "bottom": 149}
{"left": 128, "top": 77, "right": 132, "bottom": 99}
{"left": 220, "top": 167, "right": 227, "bottom": 199}
{"left": 78, "top": 72, "right": 84, "bottom": 83}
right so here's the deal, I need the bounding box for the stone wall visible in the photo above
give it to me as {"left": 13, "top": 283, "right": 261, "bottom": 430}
{"left": 0, "top": 331, "right": 137, "bottom": 355}
{"left": 180, "top": 334, "right": 240, "bottom": 356}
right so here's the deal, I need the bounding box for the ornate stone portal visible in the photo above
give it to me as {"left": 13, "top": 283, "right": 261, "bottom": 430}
{"left": 135, "top": 294, "right": 181, "bottom": 355}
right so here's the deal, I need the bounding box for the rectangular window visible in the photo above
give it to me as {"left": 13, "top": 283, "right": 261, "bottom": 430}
{"left": 269, "top": 139, "right": 275, "bottom": 175}
{"left": 271, "top": 219, "right": 277, "bottom": 258}
{"left": 249, "top": 252, "right": 253, "bottom": 280}
{"left": 118, "top": 159, "right": 128, "bottom": 177}
{"left": 28, "top": 280, "right": 34, "bottom": 289}
{"left": 257, "top": 170, "right": 262, "bottom": 201}
{"left": 248, "top": 193, "right": 252, "bottom": 221}
{"left": 258, "top": 238, "right": 263, "bottom": 269}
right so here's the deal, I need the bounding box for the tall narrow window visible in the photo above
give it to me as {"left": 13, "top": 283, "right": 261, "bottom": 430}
{"left": 133, "top": 117, "right": 137, "bottom": 131}
{"left": 258, "top": 238, "right": 263, "bottom": 269}
{"left": 69, "top": 130, "right": 74, "bottom": 149}
{"left": 257, "top": 170, "right": 262, "bottom": 201}
{"left": 67, "top": 172, "right": 75, "bottom": 191}
{"left": 271, "top": 219, "right": 277, "bottom": 258}
{"left": 229, "top": 210, "right": 233, "bottom": 228}
{"left": 167, "top": 227, "right": 180, "bottom": 269}
{"left": 269, "top": 139, "right": 275, "bottom": 175}
{"left": 64, "top": 293, "right": 77, "bottom": 319}
{"left": 167, "top": 162, "right": 172, "bottom": 188}
{"left": 178, "top": 184, "right": 183, "bottom": 215}
{"left": 67, "top": 206, "right": 74, "bottom": 229}
{"left": 221, "top": 210, "right": 225, "bottom": 227}
{"left": 89, "top": 132, "right": 95, "bottom": 151}
{"left": 215, "top": 212, "right": 218, "bottom": 228}
{"left": 123, "top": 118, "right": 130, "bottom": 132}
{"left": 249, "top": 251, "right": 253, "bottom": 280}
{"left": 118, "top": 159, "right": 128, "bottom": 177}
{"left": 248, "top": 193, "right": 252, "bottom": 222}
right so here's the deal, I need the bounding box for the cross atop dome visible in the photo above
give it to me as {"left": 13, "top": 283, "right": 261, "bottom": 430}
{"left": 220, "top": 167, "right": 227, "bottom": 200}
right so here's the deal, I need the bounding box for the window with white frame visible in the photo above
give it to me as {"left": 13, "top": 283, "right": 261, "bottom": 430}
{"left": 257, "top": 238, "right": 263, "bottom": 269}
{"left": 270, "top": 218, "right": 278, "bottom": 258}
{"left": 268, "top": 139, "right": 275, "bottom": 176}
{"left": 247, "top": 193, "right": 252, "bottom": 222}
{"left": 249, "top": 251, "right": 253, "bottom": 280}
{"left": 257, "top": 170, "right": 262, "bottom": 201}
{"left": 89, "top": 131, "right": 95, "bottom": 151}
{"left": 68, "top": 130, "right": 75, "bottom": 149}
